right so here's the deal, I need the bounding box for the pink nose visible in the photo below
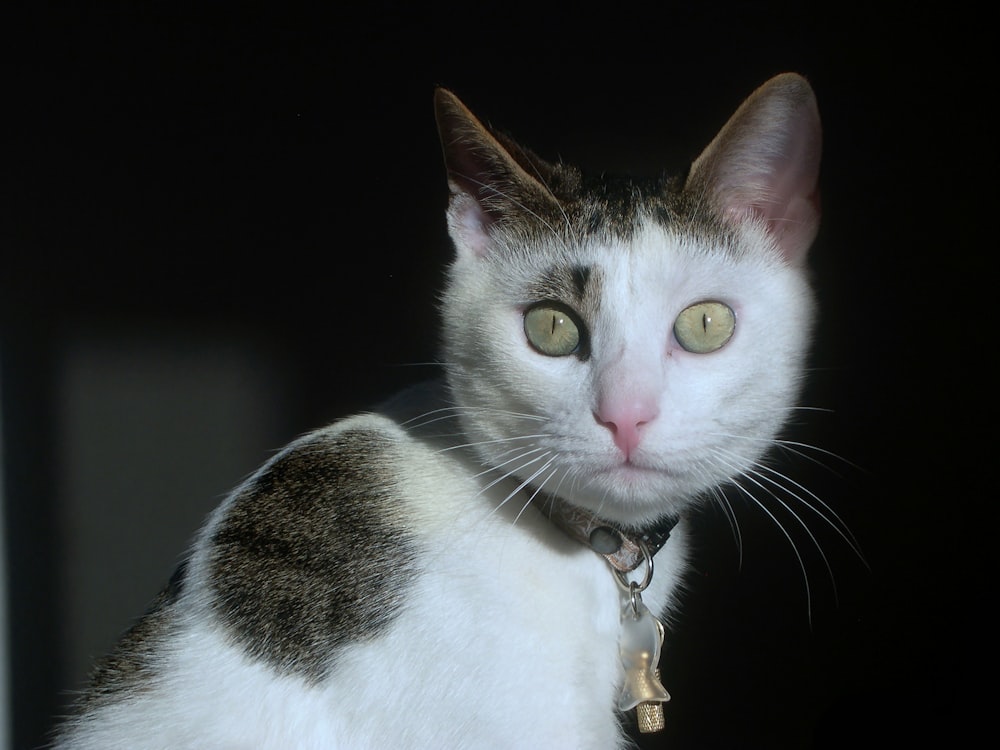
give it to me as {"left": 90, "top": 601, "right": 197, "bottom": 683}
{"left": 594, "top": 400, "right": 659, "bottom": 459}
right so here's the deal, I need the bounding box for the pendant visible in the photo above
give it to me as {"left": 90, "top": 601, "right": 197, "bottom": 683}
{"left": 618, "top": 582, "right": 670, "bottom": 733}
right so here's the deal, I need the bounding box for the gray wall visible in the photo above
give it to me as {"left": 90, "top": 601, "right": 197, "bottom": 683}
{"left": 54, "top": 327, "right": 293, "bottom": 690}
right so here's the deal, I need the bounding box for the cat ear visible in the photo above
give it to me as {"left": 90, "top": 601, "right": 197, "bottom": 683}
{"left": 434, "top": 88, "right": 558, "bottom": 259}
{"left": 685, "top": 73, "right": 822, "bottom": 264}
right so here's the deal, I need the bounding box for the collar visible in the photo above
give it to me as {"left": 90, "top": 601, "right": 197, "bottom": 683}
{"left": 544, "top": 498, "right": 679, "bottom": 573}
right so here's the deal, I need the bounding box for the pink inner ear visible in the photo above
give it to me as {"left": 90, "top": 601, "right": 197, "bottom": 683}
{"left": 727, "top": 184, "right": 819, "bottom": 266}
{"left": 450, "top": 196, "right": 491, "bottom": 259}
{"left": 698, "top": 78, "right": 822, "bottom": 266}
{"left": 719, "top": 143, "right": 820, "bottom": 264}
{"left": 769, "top": 192, "right": 820, "bottom": 264}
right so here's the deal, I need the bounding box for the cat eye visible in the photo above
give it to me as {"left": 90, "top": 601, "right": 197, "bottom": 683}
{"left": 673, "top": 301, "right": 736, "bottom": 354}
{"left": 524, "top": 303, "right": 584, "bottom": 357}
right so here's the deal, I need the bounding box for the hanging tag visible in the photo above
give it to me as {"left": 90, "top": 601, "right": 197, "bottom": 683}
{"left": 617, "top": 586, "right": 670, "bottom": 732}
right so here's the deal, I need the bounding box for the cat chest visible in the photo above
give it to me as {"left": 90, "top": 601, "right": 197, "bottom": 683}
{"left": 306, "top": 516, "right": 629, "bottom": 746}
{"left": 189, "top": 415, "right": 644, "bottom": 745}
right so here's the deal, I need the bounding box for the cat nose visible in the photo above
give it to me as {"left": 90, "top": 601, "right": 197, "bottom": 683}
{"left": 594, "top": 400, "right": 659, "bottom": 459}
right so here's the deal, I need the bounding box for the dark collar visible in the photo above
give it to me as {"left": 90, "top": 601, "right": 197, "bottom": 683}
{"left": 544, "top": 499, "right": 679, "bottom": 573}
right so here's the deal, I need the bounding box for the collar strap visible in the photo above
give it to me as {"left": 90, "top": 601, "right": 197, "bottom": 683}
{"left": 545, "top": 500, "right": 679, "bottom": 573}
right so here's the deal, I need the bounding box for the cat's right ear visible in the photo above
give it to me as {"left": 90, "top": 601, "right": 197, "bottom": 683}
{"left": 434, "top": 89, "right": 552, "bottom": 260}
{"left": 685, "top": 73, "right": 822, "bottom": 265}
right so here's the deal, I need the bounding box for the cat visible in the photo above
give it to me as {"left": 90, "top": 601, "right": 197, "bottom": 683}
{"left": 52, "top": 72, "right": 822, "bottom": 749}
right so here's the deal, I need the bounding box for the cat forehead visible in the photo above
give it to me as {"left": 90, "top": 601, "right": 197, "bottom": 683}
{"left": 509, "top": 218, "right": 752, "bottom": 289}
{"left": 520, "top": 170, "right": 703, "bottom": 242}
{"left": 492, "top": 175, "right": 743, "bottom": 267}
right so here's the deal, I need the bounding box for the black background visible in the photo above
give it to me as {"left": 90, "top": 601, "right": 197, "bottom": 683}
{"left": 1, "top": 2, "right": 988, "bottom": 748}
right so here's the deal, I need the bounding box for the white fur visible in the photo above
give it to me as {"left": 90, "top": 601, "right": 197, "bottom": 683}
{"left": 58, "top": 409, "right": 690, "bottom": 750}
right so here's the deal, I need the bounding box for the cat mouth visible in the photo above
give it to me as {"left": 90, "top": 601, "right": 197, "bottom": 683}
{"left": 594, "top": 460, "right": 672, "bottom": 483}
{"left": 565, "top": 461, "right": 684, "bottom": 520}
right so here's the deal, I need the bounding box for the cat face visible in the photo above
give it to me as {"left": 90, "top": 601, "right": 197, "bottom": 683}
{"left": 442, "top": 215, "right": 815, "bottom": 526}
{"left": 435, "top": 74, "right": 821, "bottom": 526}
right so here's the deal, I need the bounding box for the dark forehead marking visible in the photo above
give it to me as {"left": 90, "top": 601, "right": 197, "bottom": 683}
{"left": 571, "top": 265, "right": 591, "bottom": 298}
{"left": 526, "top": 263, "right": 596, "bottom": 306}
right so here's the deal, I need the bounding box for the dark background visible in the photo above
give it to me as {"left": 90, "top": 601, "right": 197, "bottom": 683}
{"left": 1, "top": 2, "right": 987, "bottom": 748}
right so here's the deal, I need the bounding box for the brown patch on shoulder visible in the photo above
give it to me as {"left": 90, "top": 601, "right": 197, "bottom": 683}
{"left": 207, "top": 426, "right": 420, "bottom": 682}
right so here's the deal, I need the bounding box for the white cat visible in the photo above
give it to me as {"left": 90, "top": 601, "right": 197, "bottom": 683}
{"left": 53, "top": 72, "right": 822, "bottom": 749}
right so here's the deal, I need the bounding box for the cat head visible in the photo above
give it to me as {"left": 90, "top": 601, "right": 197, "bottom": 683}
{"left": 434, "top": 74, "right": 821, "bottom": 528}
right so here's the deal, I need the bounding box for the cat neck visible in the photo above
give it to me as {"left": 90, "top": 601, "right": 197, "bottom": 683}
{"left": 542, "top": 494, "right": 680, "bottom": 574}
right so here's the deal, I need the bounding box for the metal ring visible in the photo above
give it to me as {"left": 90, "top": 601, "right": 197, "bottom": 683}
{"left": 612, "top": 539, "right": 654, "bottom": 594}
{"left": 628, "top": 581, "right": 641, "bottom": 614}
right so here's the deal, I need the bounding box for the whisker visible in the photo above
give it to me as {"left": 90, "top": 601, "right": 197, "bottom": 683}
{"left": 437, "top": 434, "right": 549, "bottom": 454}
{"left": 477, "top": 450, "right": 552, "bottom": 496}
{"left": 512, "top": 462, "right": 560, "bottom": 526}
{"left": 728, "top": 474, "right": 815, "bottom": 626}
{"left": 402, "top": 414, "right": 465, "bottom": 431}
{"left": 708, "top": 430, "right": 862, "bottom": 475}
{"left": 752, "top": 404, "right": 835, "bottom": 415}
{"left": 472, "top": 446, "right": 547, "bottom": 482}
{"left": 706, "top": 434, "right": 866, "bottom": 566}
{"left": 710, "top": 485, "right": 744, "bottom": 570}
{"left": 751, "top": 462, "right": 867, "bottom": 566}
{"left": 772, "top": 440, "right": 862, "bottom": 473}
{"left": 490, "top": 443, "right": 544, "bottom": 462}
{"left": 391, "top": 361, "right": 447, "bottom": 368}
{"left": 402, "top": 405, "right": 547, "bottom": 430}
{"left": 486, "top": 453, "right": 556, "bottom": 518}
{"left": 548, "top": 466, "right": 571, "bottom": 505}
{"left": 741, "top": 464, "right": 839, "bottom": 606}
{"left": 711, "top": 450, "right": 816, "bottom": 625}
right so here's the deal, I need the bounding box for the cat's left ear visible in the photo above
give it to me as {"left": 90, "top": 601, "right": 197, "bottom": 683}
{"left": 685, "top": 73, "right": 822, "bottom": 265}
{"left": 434, "top": 88, "right": 559, "bottom": 260}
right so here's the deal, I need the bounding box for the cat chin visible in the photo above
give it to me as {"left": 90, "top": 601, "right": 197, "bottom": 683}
{"left": 552, "top": 467, "right": 699, "bottom": 525}
{"left": 590, "top": 462, "right": 676, "bottom": 490}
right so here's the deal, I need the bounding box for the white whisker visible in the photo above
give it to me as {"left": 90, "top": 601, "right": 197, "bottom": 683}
{"left": 724, "top": 468, "right": 816, "bottom": 625}
{"left": 403, "top": 405, "right": 547, "bottom": 431}
{"left": 437, "top": 434, "right": 548, "bottom": 454}
{"left": 707, "top": 434, "right": 866, "bottom": 565}
{"left": 512, "top": 462, "right": 560, "bottom": 526}
{"left": 751, "top": 462, "right": 867, "bottom": 566}
{"left": 710, "top": 485, "right": 744, "bottom": 570}
{"left": 486, "top": 453, "right": 556, "bottom": 518}
{"left": 711, "top": 449, "right": 821, "bottom": 623}
{"left": 743, "top": 465, "right": 838, "bottom": 606}
{"left": 473, "top": 447, "right": 548, "bottom": 482}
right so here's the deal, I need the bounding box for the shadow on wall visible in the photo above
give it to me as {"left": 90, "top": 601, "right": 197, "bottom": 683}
{"left": 3, "top": 323, "right": 306, "bottom": 749}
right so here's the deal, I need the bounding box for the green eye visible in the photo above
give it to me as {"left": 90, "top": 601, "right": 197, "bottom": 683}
{"left": 674, "top": 301, "right": 736, "bottom": 353}
{"left": 524, "top": 303, "right": 582, "bottom": 357}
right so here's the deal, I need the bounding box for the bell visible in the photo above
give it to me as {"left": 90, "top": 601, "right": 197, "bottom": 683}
{"left": 636, "top": 669, "right": 666, "bottom": 733}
